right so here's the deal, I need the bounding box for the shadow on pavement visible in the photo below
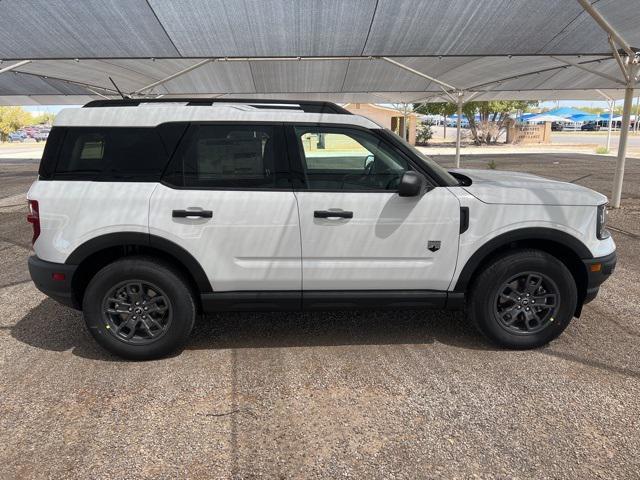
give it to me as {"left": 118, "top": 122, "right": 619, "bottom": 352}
{"left": 10, "top": 299, "right": 640, "bottom": 380}
{"left": 11, "top": 298, "right": 492, "bottom": 361}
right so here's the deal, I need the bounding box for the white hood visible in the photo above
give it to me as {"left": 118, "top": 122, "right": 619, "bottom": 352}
{"left": 451, "top": 169, "right": 607, "bottom": 206}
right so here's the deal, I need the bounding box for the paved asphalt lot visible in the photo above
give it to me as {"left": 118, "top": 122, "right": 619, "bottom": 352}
{"left": 1, "top": 153, "right": 639, "bottom": 479}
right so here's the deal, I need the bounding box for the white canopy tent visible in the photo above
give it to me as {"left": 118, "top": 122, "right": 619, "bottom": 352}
{"left": 0, "top": 0, "right": 638, "bottom": 206}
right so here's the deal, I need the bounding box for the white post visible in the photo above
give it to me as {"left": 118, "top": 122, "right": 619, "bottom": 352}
{"left": 455, "top": 92, "right": 463, "bottom": 168}
{"left": 606, "top": 100, "right": 614, "bottom": 152}
{"left": 612, "top": 70, "right": 635, "bottom": 208}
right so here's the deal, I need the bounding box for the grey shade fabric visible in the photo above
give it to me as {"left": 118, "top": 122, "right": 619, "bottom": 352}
{"left": 0, "top": 0, "right": 179, "bottom": 58}
{"left": 148, "top": 0, "right": 378, "bottom": 57}
{"left": 0, "top": 0, "right": 637, "bottom": 104}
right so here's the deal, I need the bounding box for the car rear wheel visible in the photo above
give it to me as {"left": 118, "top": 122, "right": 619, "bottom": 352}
{"left": 468, "top": 249, "right": 577, "bottom": 349}
{"left": 83, "top": 256, "right": 196, "bottom": 360}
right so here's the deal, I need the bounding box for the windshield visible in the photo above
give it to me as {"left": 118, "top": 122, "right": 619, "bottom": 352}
{"left": 382, "top": 129, "right": 459, "bottom": 186}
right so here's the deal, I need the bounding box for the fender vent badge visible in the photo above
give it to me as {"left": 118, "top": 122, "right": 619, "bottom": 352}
{"left": 427, "top": 241, "right": 441, "bottom": 252}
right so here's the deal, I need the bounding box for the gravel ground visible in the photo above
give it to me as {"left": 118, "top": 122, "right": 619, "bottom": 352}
{"left": 0, "top": 154, "right": 639, "bottom": 479}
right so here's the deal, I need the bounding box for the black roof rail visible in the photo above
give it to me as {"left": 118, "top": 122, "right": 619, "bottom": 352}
{"left": 82, "top": 98, "right": 352, "bottom": 115}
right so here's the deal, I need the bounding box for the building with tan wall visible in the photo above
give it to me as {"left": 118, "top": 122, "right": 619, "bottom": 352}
{"left": 343, "top": 104, "right": 419, "bottom": 145}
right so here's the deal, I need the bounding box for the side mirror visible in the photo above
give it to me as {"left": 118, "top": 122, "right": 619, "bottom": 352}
{"left": 398, "top": 171, "right": 424, "bottom": 197}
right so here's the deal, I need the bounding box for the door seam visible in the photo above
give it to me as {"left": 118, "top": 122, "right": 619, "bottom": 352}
{"left": 292, "top": 190, "right": 304, "bottom": 292}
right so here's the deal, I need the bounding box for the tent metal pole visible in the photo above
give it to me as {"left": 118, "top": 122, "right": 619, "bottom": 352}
{"left": 85, "top": 87, "right": 110, "bottom": 99}
{"left": 133, "top": 58, "right": 212, "bottom": 94}
{"left": 577, "top": 0, "right": 635, "bottom": 58}
{"left": 596, "top": 89, "right": 615, "bottom": 152}
{"left": 380, "top": 57, "right": 458, "bottom": 91}
{"left": 439, "top": 86, "right": 458, "bottom": 103}
{"left": 455, "top": 92, "right": 463, "bottom": 168}
{"left": 0, "top": 60, "right": 31, "bottom": 75}
{"left": 606, "top": 100, "right": 614, "bottom": 152}
{"left": 550, "top": 56, "right": 625, "bottom": 85}
{"left": 612, "top": 62, "right": 637, "bottom": 208}
{"left": 608, "top": 37, "right": 631, "bottom": 83}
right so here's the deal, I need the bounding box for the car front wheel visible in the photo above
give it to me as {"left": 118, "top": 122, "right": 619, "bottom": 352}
{"left": 468, "top": 249, "right": 578, "bottom": 349}
{"left": 83, "top": 256, "right": 196, "bottom": 360}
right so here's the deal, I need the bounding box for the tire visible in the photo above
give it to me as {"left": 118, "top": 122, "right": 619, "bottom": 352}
{"left": 468, "top": 249, "right": 577, "bottom": 349}
{"left": 82, "top": 256, "right": 196, "bottom": 360}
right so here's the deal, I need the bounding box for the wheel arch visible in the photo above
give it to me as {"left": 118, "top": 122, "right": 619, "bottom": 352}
{"left": 66, "top": 232, "right": 211, "bottom": 310}
{"left": 454, "top": 228, "right": 591, "bottom": 316}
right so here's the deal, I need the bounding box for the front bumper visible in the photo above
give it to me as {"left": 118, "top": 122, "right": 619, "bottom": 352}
{"left": 582, "top": 250, "right": 617, "bottom": 304}
{"left": 28, "top": 255, "right": 78, "bottom": 309}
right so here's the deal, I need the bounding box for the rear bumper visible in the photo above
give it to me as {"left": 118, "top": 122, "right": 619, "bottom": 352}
{"left": 582, "top": 250, "right": 616, "bottom": 304}
{"left": 28, "top": 255, "right": 78, "bottom": 309}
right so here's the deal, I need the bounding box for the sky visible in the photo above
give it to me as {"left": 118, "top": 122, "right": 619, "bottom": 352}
{"left": 23, "top": 105, "right": 72, "bottom": 115}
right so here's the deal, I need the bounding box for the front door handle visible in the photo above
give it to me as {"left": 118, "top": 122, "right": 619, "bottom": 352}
{"left": 314, "top": 210, "right": 353, "bottom": 219}
{"left": 172, "top": 209, "right": 213, "bottom": 219}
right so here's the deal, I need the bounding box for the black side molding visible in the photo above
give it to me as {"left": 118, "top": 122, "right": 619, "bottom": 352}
{"left": 28, "top": 256, "right": 79, "bottom": 309}
{"left": 200, "top": 290, "right": 466, "bottom": 313}
{"left": 202, "top": 291, "right": 301, "bottom": 311}
{"left": 65, "top": 232, "right": 213, "bottom": 293}
{"left": 454, "top": 227, "right": 594, "bottom": 292}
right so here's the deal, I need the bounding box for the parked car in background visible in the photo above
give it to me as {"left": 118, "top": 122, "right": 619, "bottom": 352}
{"left": 581, "top": 122, "right": 601, "bottom": 131}
{"left": 7, "top": 132, "right": 26, "bottom": 142}
{"left": 35, "top": 129, "right": 50, "bottom": 142}
{"left": 551, "top": 122, "right": 564, "bottom": 131}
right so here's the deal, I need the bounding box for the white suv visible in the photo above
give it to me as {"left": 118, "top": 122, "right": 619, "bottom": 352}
{"left": 27, "top": 99, "right": 616, "bottom": 359}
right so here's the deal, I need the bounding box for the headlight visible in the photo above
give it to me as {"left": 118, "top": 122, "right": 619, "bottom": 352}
{"left": 596, "top": 203, "right": 610, "bottom": 240}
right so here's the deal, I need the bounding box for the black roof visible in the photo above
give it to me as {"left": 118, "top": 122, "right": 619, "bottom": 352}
{"left": 82, "top": 98, "right": 351, "bottom": 115}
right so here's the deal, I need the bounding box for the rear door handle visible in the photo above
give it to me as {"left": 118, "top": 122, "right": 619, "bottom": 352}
{"left": 172, "top": 209, "right": 213, "bottom": 218}
{"left": 314, "top": 210, "right": 353, "bottom": 219}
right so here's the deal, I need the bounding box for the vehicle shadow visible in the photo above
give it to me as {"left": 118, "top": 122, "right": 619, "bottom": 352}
{"left": 11, "top": 298, "right": 491, "bottom": 361}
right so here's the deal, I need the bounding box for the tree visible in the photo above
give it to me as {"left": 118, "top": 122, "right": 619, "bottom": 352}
{"left": 0, "top": 107, "right": 32, "bottom": 142}
{"left": 414, "top": 102, "right": 458, "bottom": 138}
{"left": 32, "top": 112, "right": 56, "bottom": 125}
{"left": 416, "top": 100, "right": 537, "bottom": 144}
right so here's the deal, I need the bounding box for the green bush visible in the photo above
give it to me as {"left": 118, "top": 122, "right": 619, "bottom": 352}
{"left": 595, "top": 146, "right": 609, "bottom": 154}
{"left": 416, "top": 122, "right": 433, "bottom": 145}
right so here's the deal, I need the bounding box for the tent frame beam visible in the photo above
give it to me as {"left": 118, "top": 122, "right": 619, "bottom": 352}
{"left": 0, "top": 60, "right": 31, "bottom": 75}
{"left": 608, "top": 37, "right": 630, "bottom": 84}
{"left": 549, "top": 56, "right": 625, "bottom": 85}
{"left": 133, "top": 58, "right": 212, "bottom": 94}
{"left": 379, "top": 57, "right": 458, "bottom": 92}
{"left": 577, "top": 0, "right": 635, "bottom": 59}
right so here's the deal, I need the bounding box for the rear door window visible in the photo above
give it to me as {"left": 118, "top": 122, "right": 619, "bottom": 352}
{"left": 163, "top": 124, "right": 289, "bottom": 189}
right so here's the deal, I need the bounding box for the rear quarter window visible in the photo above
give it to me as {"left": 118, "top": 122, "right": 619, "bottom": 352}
{"left": 51, "top": 127, "right": 180, "bottom": 181}
{"left": 38, "top": 127, "right": 66, "bottom": 179}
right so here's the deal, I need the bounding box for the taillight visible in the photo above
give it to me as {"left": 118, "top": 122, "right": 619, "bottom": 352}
{"left": 27, "top": 199, "right": 40, "bottom": 245}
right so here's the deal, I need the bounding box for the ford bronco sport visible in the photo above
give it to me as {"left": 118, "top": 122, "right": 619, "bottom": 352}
{"left": 27, "top": 99, "right": 616, "bottom": 359}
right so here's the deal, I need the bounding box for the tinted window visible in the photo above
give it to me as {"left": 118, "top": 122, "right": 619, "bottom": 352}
{"left": 54, "top": 127, "right": 170, "bottom": 181}
{"left": 164, "top": 124, "right": 287, "bottom": 189}
{"left": 294, "top": 127, "right": 409, "bottom": 191}
{"left": 38, "top": 127, "right": 66, "bottom": 179}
